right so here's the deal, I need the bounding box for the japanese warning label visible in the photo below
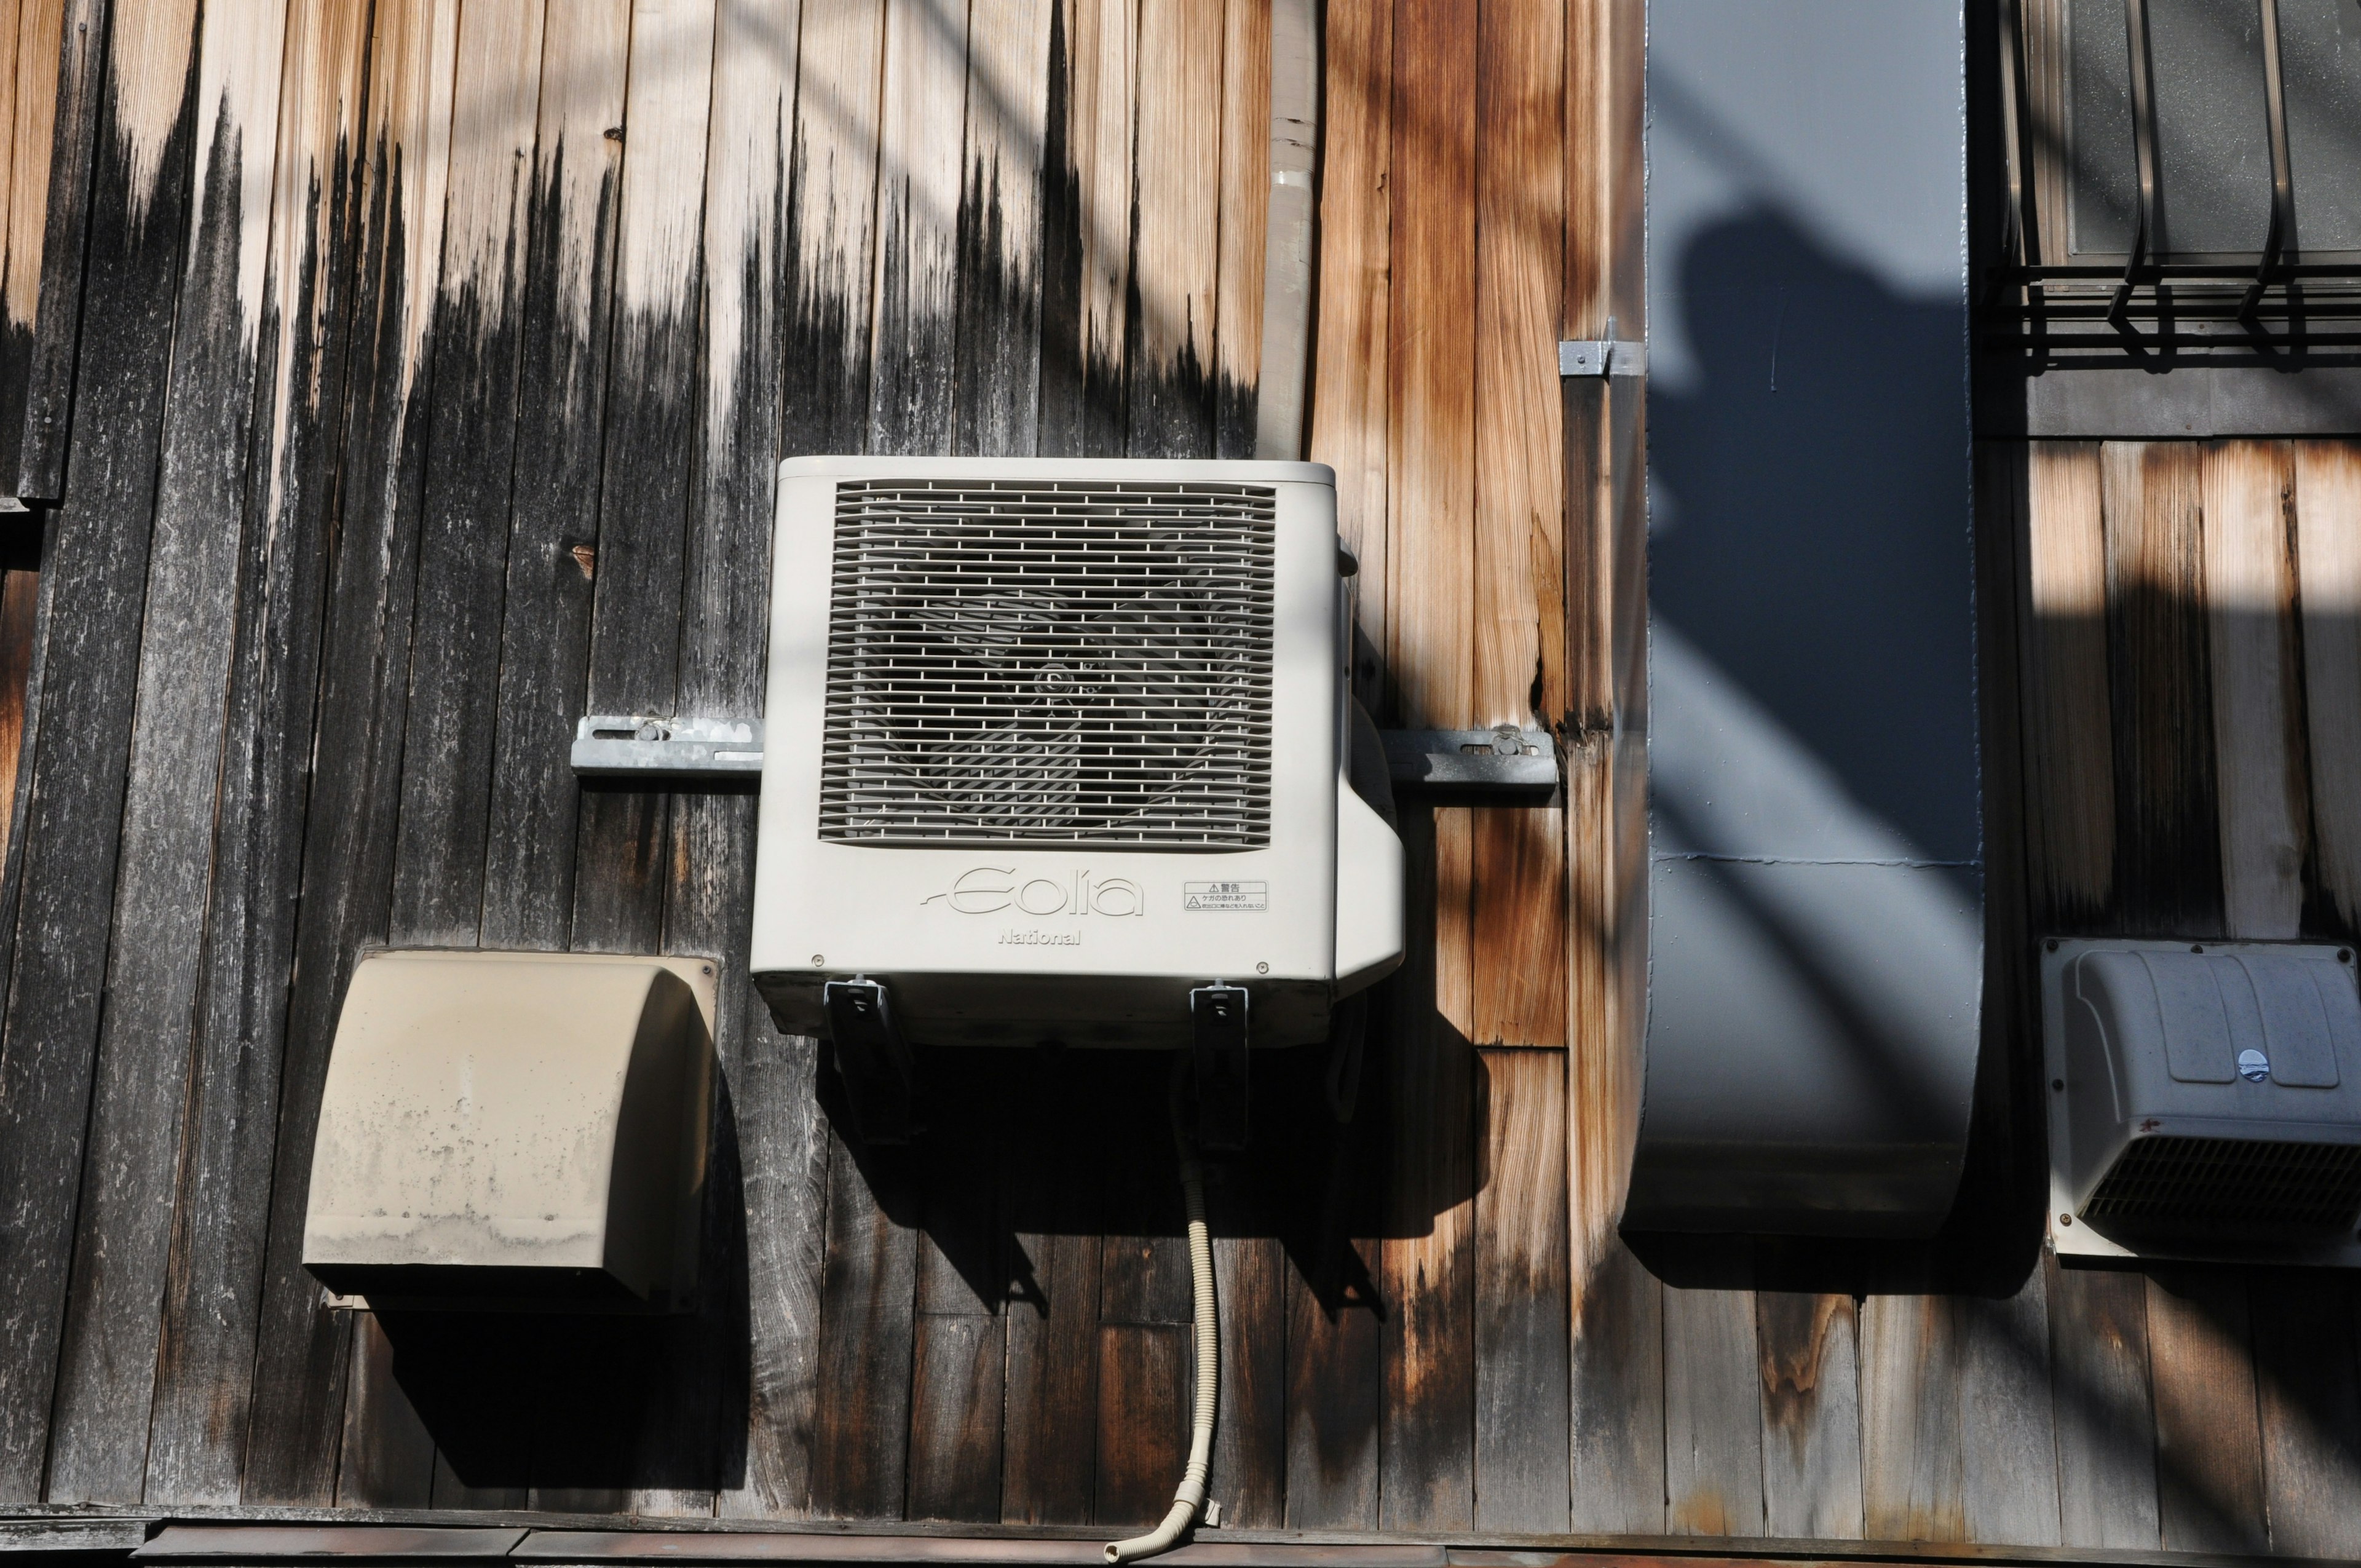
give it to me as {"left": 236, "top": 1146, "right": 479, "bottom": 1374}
{"left": 1182, "top": 880, "right": 1268, "bottom": 912}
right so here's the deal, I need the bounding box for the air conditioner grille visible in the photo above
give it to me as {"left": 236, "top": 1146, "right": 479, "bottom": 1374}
{"left": 820, "top": 479, "right": 1278, "bottom": 847}
{"left": 2082, "top": 1134, "right": 2361, "bottom": 1230}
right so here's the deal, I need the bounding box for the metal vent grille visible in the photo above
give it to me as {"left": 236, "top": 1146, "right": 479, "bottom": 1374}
{"left": 819, "top": 479, "right": 1278, "bottom": 847}
{"left": 2083, "top": 1135, "right": 2361, "bottom": 1230}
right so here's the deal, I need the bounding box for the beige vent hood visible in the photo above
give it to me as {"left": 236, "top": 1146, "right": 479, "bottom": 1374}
{"left": 303, "top": 950, "right": 717, "bottom": 1311}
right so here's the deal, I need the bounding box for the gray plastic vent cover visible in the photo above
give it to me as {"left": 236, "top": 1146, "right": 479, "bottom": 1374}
{"left": 819, "top": 479, "right": 1277, "bottom": 848}
{"left": 2042, "top": 938, "right": 2361, "bottom": 1266}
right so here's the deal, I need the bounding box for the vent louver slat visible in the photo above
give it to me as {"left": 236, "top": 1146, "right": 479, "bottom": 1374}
{"left": 820, "top": 479, "right": 1278, "bottom": 848}
{"left": 2083, "top": 1134, "right": 2361, "bottom": 1230}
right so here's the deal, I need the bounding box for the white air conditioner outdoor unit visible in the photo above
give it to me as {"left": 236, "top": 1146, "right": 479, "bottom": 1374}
{"left": 2042, "top": 937, "right": 2361, "bottom": 1267}
{"left": 749, "top": 456, "right": 1403, "bottom": 1138}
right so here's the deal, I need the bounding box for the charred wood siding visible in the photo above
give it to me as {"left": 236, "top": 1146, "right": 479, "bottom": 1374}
{"left": 0, "top": 0, "right": 2354, "bottom": 1553}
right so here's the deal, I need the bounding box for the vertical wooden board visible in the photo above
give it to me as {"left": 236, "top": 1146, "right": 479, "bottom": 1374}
{"left": 693, "top": 0, "right": 818, "bottom": 1524}
{"left": 809, "top": 1131, "right": 919, "bottom": 1519}
{"left": 1124, "top": 0, "right": 1218, "bottom": 460}
{"left": 1567, "top": 1248, "right": 1663, "bottom": 1530}
{"left": 954, "top": 0, "right": 1050, "bottom": 459}
{"left": 2250, "top": 1271, "right": 2361, "bottom": 1558}
{"left": 2146, "top": 1270, "right": 2267, "bottom": 1554}
{"left": 1468, "top": 807, "right": 1567, "bottom": 1048}
{"left": 785, "top": 0, "right": 887, "bottom": 456}
{"left": 1094, "top": 1322, "right": 1187, "bottom": 1526}
{"left": 144, "top": 0, "right": 372, "bottom": 1505}
{"left": 54, "top": 0, "right": 293, "bottom": 1497}
{"left": 0, "top": 0, "right": 29, "bottom": 470}
{"left": 1210, "top": 0, "right": 1267, "bottom": 458}
{"left": 2293, "top": 443, "right": 2361, "bottom": 930}
{"left": 1757, "top": 1293, "right": 1864, "bottom": 1540}
{"left": 390, "top": 0, "right": 547, "bottom": 949}
{"left": 1958, "top": 1272, "right": 2061, "bottom": 1546}
{"left": 571, "top": 0, "right": 718, "bottom": 963}
{"left": 2200, "top": 440, "right": 2305, "bottom": 941}
{"left": 480, "top": 0, "right": 630, "bottom": 952}
{"left": 0, "top": 563, "right": 34, "bottom": 859}
{"left": 1281, "top": 1077, "right": 1384, "bottom": 1530}
{"left": 1037, "top": 0, "right": 1133, "bottom": 459}
{"left": 1859, "top": 1294, "right": 1964, "bottom": 1542}
{"left": 1305, "top": 0, "right": 1388, "bottom": 691}
{"left": 1472, "top": 1048, "right": 1570, "bottom": 1534}
{"left": 1663, "top": 1286, "right": 1765, "bottom": 1537}
{"left": 1000, "top": 1061, "right": 1103, "bottom": 1526}
{"left": 906, "top": 1314, "right": 1005, "bottom": 1521}
{"left": 2018, "top": 442, "right": 2113, "bottom": 929}
{"left": 334, "top": 1315, "right": 435, "bottom": 1508}
{"left": 2100, "top": 441, "right": 2223, "bottom": 934}
{"left": 1383, "top": 0, "right": 1476, "bottom": 731}
{"left": 2046, "top": 1256, "right": 2158, "bottom": 1550}
{"left": 868, "top": 0, "right": 968, "bottom": 456}
{"left": 239, "top": 0, "right": 463, "bottom": 1504}
{"left": 9, "top": 0, "right": 84, "bottom": 499}
{"left": 1210, "top": 1231, "right": 1285, "bottom": 1529}
{"left": 1380, "top": 804, "right": 1476, "bottom": 1532}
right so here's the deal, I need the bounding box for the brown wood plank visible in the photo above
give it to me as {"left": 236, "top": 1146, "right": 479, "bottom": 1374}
{"left": 2017, "top": 443, "right": 2113, "bottom": 931}
{"left": 1956, "top": 1271, "right": 2060, "bottom": 1547}
{"left": 239, "top": 0, "right": 462, "bottom": 1503}
{"left": 389, "top": 0, "right": 547, "bottom": 949}
{"left": 2250, "top": 1270, "right": 2361, "bottom": 1557}
{"left": 1125, "top": 0, "right": 1219, "bottom": 460}
{"left": 953, "top": 0, "right": 1051, "bottom": 459}
{"left": 1663, "top": 1285, "right": 1764, "bottom": 1537}
{"left": 868, "top": 0, "right": 969, "bottom": 457}
{"left": 568, "top": 0, "right": 719, "bottom": 967}
{"left": 694, "top": 0, "right": 818, "bottom": 1524}
{"left": 2100, "top": 441, "right": 2223, "bottom": 934}
{"left": 0, "top": 0, "right": 203, "bottom": 1505}
{"left": 1038, "top": 0, "right": 1133, "bottom": 459}
{"left": 144, "top": 0, "right": 373, "bottom": 1506}
{"left": 2145, "top": 1270, "right": 2266, "bottom": 1554}
{"left": 2046, "top": 1256, "right": 2158, "bottom": 1550}
{"left": 1281, "top": 1051, "right": 1384, "bottom": 1530}
{"left": 1381, "top": 802, "right": 1476, "bottom": 1532}
{"left": 1210, "top": 1230, "right": 1285, "bottom": 1530}
{"left": 1094, "top": 1323, "right": 1187, "bottom": 1527}
{"left": 1859, "top": 1294, "right": 1964, "bottom": 1542}
{"left": 783, "top": 0, "right": 885, "bottom": 456}
{"left": 1211, "top": 0, "right": 1267, "bottom": 459}
{"left": 1757, "top": 1293, "right": 1864, "bottom": 1540}
{"left": 1001, "top": 1056, "right": 1104, "bottom": 1527}
{"left": 479, "top": 0, "right": 630, "bottom": 952}
{"left": 1473, "top": 1048, "right": 1570, "bottom": 1534}
{"left": 10, "top": 0, "right": 89, "bottom": 499}
{"left": 907, "top": 1315, "right": 1005, "bottom": 1522}
{"left": 0, "top": 557, "right": 34, "bottom": 861}
{"left": 1305, "top": 0, "right": 1388, "bottom": 700}
{"left": 334, "top": 1316, "right": 435, "bottom": 1509}
{"left": 2293, "top": 443, "right": 2361, "bottom": 929}
{"left": 2199, "top": 440, "right": 2306, "bottom": 941}
{"left": 810, "top": 1129, "right": 920, "bottom": 1520}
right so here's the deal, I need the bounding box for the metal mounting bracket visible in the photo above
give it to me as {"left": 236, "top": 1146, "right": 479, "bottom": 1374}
{"left": 1559, "top": 338, "right": 1647, "bottom": 378}
{"left": 1380, "top": 726, "right": 1559, "bottom": 799}
{"left": 823, "top": 978, "right": 919, "bottom": 1146}
{"left": 571, "top": 715, "right": 763, "bottom": 778}
{"left": 1190, "top": 984, "right": 1251, "bottom": 1153}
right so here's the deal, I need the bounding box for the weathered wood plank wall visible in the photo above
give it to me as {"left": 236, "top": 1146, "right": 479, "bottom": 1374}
{"left": 0, "top": 0, "right": 2354, "bottom": 1556}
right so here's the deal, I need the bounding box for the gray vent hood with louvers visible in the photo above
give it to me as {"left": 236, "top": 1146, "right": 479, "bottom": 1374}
{"left": 2043, "top": 939, "right": 2361, "bottom": 1267}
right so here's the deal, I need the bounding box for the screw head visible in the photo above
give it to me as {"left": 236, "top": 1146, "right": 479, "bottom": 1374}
{"left": 1256, "top": 961, "right": 1270, "bottom": 975}
{"left": 2052, "top": 1079, "right": 2065, "bottom": 1091}
{"left": 811, "top": 954, "right": 825, "bottom": 966}
{"left": 2343, "top": 949, "right": 2353, "bottom": 964}
{"left": 2058, "top": 1213, "right": 2073, "bottom": 1227}
{"left": 2191, "top": 943, "right": 2205, "bottom": 954}
{"left": 2045, "top": 938, "right": 2058, "bottom": 952}
{"left": 701, "top": 963, "right": 714, "bottom": 975}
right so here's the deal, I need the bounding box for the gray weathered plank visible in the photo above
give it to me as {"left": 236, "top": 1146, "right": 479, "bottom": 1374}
{"left": 1859, "top": 1294, "right": 1963, "bottom": 1542}
{"left": 1663, "top": 1285, "right": 1764, "bottom": 1537}
{"left": 1757, "top": 1293, "right": 1863, "bottom": 1540}
{"left": 2250, "top": 1270, "right": 2361, "bottom": 1558}
{"left": 2146, "top": 1269, "right": 2267, "bottom": 1554}
{"left": 1473, "top": 1048, "right": 1570, "bottom": 1535}
{"left": 1958, "top": 1272, "right": 2061, "bottom": 1546}
{"left": 2046, "top": 1256, "right": 2157, "bottom": 1550}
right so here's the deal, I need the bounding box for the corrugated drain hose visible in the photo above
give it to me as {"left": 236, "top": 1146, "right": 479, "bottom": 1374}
{"left": 1105, "top": 1055, "right": 1219, "bottom": 1564}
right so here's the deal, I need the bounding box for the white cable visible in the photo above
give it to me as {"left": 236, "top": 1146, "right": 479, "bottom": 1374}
{"left": 1105, "top": 1065, "right": 1219, "bottom": 1564}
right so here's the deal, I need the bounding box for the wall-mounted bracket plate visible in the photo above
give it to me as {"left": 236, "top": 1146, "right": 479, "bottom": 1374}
{"left": 1559, "top": 338, "right": 1647, "bottom": 378}
{"left": 572, "top": 715, "right": 763, "bottom": 778}
{"left": 1380, "top": 726, "right": 1558, "bottom": 799}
